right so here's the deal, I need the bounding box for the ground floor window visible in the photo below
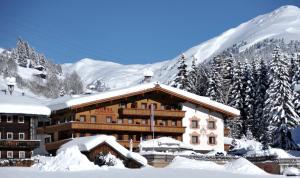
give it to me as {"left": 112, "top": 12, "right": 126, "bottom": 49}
{"left": 19, "top": 151, "right": 25, "bottom": 159}
{"left": 191, "top": 136, "right": 199, "bottom": 144}
{"left": 7, "top": 151, "right": 13, "bottom": 158}
{"left": 7, "top": 132, "right": 13, "bottom": 140}
{"left": 208, "top": 136, "right": 216, "bottom": 145}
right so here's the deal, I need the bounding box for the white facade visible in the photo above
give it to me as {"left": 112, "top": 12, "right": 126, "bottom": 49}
{"left": 182, "top": 102, "right": 225, "bottom": 152}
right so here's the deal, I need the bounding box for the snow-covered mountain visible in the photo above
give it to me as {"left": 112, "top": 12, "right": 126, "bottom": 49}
{"left": 62, "top": 5, "right": 300, "bottom": 89}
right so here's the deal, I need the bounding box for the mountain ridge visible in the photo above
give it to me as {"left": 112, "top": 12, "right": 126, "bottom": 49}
{"left": 62, "top": 5, "right": 300, "bottom": 89}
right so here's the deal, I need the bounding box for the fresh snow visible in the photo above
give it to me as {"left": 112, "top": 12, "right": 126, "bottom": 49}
{"left": 0, "top": 166, "right": 283, "bottom": 178}
{"left": 32, "top": 146, "right": 100, "bottom": 171}
{"left": 167, "top": 156, "right": 268, "bottom": 175}
{"left": 47, "top": 82, "right": 240, "bottom": 116}
{"left": 0, "top": 92, "right": 51, "bottom": 115}
{"left": 61, "top": 5, "right": 300, "bottom": 90}
{"left": 59, "top": 135, "right": 148, "bottom": 166}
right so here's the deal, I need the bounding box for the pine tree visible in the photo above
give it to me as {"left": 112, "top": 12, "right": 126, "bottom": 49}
{"left": 264, "top": 46, "right": 300, "bottom": 149}
{"left": 242, "top": 60, "right": 255, "bottom": 135}
{"left": 59, "top": 87, "right": 66, "bottom": 97}
{"left": 227, "top": 60, "right": 244, "bottom": 138}
{"left": 186, "top": 56, "right": 208, "bottom": 96}
{"left": 172, "top": 54, "right": 188, "bottom": 90}
{"left": 222, "top": 54, "right": 235, "bottom": 104}
{"left": 206, "top": 56, "right": 224, "bottom": 103}
{"left": 253, "top": 58, "right": 269, "bottom": 141}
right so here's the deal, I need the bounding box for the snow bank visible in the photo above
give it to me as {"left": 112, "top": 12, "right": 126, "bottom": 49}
{"left": 225, "top": 158, "right": 268, "bottom": 175}
{"left": 32, "top": 146, "right": 100, "bottom": 171}
{"left": 283, "top": 167, "right": 300, "bottom": 176}
{"left": 167, "top": 156, "right": 267, "bottom": 175}
{"left": 167, "top": 157, "right": 223, "bottom": 170}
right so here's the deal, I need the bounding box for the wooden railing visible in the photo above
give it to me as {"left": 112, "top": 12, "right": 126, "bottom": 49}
{"left": 38, "top": 122, "right": 185, "bottom": 134}
{"left": 71, "top": 122, "right": 186, "bottom": 133}
{"left": 119, "top": 108, "right": 186, "bottom": 118}
{"left": 0, "top": 140, "right": 40, "bottom": 149}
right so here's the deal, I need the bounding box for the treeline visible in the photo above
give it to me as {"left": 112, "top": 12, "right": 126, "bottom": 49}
{"left": 0, "top": 38, "right": 83, "bottom": 98}
{"left": 173, "top": 39, "right": 300, "bottom": 150}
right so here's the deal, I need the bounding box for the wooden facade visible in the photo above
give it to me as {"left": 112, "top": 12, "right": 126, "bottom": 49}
{"left": 38, "top": 85, "right": 239, "bottom": 154}
{"left": 0, "top": 114, "right": 40, "bottom": 159}
{"left": 38, "top": 91, "right": 190, "bottom": 154}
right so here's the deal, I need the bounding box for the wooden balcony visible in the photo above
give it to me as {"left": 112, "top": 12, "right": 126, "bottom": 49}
{"left": 39, "top": 122, "right": 186, "bottom": 134}
{"left": 119, "top": 108, "right": 186, "bottom": 118}
{"left": 0, "top": 140, "right": 40, "bottom": 149}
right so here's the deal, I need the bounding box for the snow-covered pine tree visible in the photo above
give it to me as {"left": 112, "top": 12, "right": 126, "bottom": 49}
{"left": 264, "top": 46, "right": 300, "bottom": 150}
{"left": 206, "top": 56, "right": 224, "bottom": 103}
{"left": 59, "top": 87, "right": 66, "bottom": 97}
{"left": 227, "top": 60, "right": 244, "bottom": 138}
{"left": 292, "top": 54, "right": 300, "bottom": 118}
{"left": 186, "top": 56, "right": 208, "bottom": 96}
{"left": 242, "top": 60, "right": 255, "bottom": 135}
{"left": 172, "top": 54, "right": 188, "bottom": 90}
{"left": 253, "top": 58, "right": 269, "bottom": 141}
{"left": 222, "top": 54, "right": 235, "bottom": 104}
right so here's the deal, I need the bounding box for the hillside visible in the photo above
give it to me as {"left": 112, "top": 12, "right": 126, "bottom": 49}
{"left": 62, "top": 5, "right": 300, "bottom": 89}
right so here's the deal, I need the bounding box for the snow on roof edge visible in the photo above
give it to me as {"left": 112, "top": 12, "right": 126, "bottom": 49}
{"left": 47, "top": 82, "right": 239, "bottom": 117}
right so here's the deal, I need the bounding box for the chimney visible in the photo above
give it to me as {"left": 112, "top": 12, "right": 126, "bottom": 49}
{"left": 143, "top": 69, "right": 153, "bottom": 83}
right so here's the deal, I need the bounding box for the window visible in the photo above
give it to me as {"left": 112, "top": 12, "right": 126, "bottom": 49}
{"left": 208, "top": 121, "right": 216, "bottom": 129}
{"left": 208, "top": 136, "right": 216, "bottom": 145}
{"left": 191, "top": 136, "right": 199, "bottom": 144}
{"left": 161, "top": 105, "right": 165, "bottom": 110}
{"left": 191, "top": 120, "right": 198, "bottom": 128}
{"left": 119, "top": 102, "right": 126, "bottom": 108}
{"left": 19, "top": 133, "right": 25, "bottom": 140}
{"left": 7, "top": 132, "right": 13, "bottom": 140}
{"left": 90, "top": 116, "right": 96, "bottom": 123}
{"left": 141, "top": 119, "right": 147, "bottom": 125}
{"left": 162, "top": 120, "right": 167, "bottom": 126}
{"left": 117, "top": 119, "right": 123, "bottom": 124}
{"left": 7, "top": 115, "right": 13, "bottom": 123}
{"left": 171, "top": 120, "right": 176, "bottom": 126}
{"left": 150, "top": 103, "right": 157, "bottom": 109}
{"left": 141, "top": 103, "right": 147, "bottom": 109}
{"left": 79, "top": 115, "right": 85, "bottom": 122}
{"left": 18, "top": 116, "right": 24, "bottom": 123}
{"left": 7, "top": 151, "right": 13, "bottom": 158}
{"left": 19, "top": 151, "right": 25, "bottom": 159}
{"left": 128, "top": 119, "right": 133, "bottom": 124}
{"left": 106, "top": 116, "right": 112, "bottom": 123}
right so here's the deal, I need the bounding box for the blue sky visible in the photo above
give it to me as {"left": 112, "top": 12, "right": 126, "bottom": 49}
{"left": 0, "top": 0, "right": 299, "bottom": 64}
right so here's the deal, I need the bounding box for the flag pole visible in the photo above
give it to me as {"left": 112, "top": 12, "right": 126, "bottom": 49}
{"left": 151, "top": 104, "right": 155, "bottom": 152}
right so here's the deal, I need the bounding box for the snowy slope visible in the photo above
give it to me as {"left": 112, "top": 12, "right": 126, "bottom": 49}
{"left": 62, "top": 5, "right": 300, "bottom": 89}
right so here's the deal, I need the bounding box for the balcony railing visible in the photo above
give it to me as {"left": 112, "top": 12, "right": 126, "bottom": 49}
{"left": 0, "top": 140, "right": 40, "bottom": 149}
{"left": 119, "top": 108, "right": 186, "bottom": 118}
{"left": 39, "top": 122, "right": 185, "bottom": 134}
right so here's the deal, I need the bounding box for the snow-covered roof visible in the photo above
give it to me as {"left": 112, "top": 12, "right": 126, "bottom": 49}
{"left": 47, "top": 82, "right": 239, "bottom": 117}
{"left": 0, "top": 92, "right": 51, "bottom": 116}
{"left": 59, "top": 135, "right": 147, "bottom": 166}
{"left": 139, "top": 137, "right": 192, "bottom": 150}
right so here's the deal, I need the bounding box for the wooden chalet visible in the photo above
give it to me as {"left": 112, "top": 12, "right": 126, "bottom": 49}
{"left": 0, "top": 93, "right": 51, "bottom": 159}
{"left": 37, "top": 82, "right": 239, "bottom": 154}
